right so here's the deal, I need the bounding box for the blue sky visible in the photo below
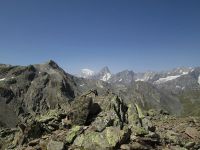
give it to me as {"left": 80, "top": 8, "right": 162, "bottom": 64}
{"left": 0, "top": 0, "right": 200, "bottom": 74}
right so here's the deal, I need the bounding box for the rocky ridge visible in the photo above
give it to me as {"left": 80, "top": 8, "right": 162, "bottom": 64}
{"left": 0, "top": 61, "right": 200, "bottom": 150}
{"left": 1, "top": 90, "right": 200, "bottom": 150}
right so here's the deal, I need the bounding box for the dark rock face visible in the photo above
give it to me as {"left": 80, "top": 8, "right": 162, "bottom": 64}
{"left": 0, "top": 61, "right": 79, "bottom": 127}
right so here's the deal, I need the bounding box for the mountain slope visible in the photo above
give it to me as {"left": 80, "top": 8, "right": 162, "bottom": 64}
{"left": 0, "top": 60, "right": 79, "bottom": 127}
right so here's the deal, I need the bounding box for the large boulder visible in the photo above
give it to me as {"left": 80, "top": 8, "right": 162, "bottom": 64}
{"left": 66, "top": 126, "right": 84, "bottom": 144}
{"left": 47, "top": 140, "right": 64, "bottom": 150}
{"left": 91, "top": 94, "right": 129, "bottom": 130}
{"left": 68, "top": 96, "right": 93, "bottom": 125}
{"left": 73, "top": 126, "right": 130, "bottom": 149}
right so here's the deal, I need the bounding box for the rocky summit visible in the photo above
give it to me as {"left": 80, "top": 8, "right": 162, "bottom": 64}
{"left": 0, "top": 61, "right": 200, "bottom": 150}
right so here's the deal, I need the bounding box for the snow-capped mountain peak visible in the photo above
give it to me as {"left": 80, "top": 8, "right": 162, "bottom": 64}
{"left": 99, "top": 66, "right": 112, "bottom": 81}
{"left": 100, "top": 72, "right": 112, "bottom": 81}
{"left": 80, "top": 69, "right": 95, "bottom": 78}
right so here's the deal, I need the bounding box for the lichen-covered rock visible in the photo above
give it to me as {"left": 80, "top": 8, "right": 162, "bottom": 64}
{"left": 92, "top": 94, "right": 129, "bottom": 130}
{"left": 127, "top": 104, "right": 141, "bottom": 127}
{"left": 67, "top": 96, "right": 93, "bottom": 126}
{"left": 73, "top": 130, "right": 110, "bottom": 149}
{"left": 131, "top": 126, "right": 149, "bottom": 136}
{"left": 73, "top": 127, "right": 130, "bottom": 149}
{"left": 185, "top": 127, "right": 200, "bottom": 139}
{"left": 165, "top": 130, "right": 180, "bottom": 144}
{"left": 66, "top": 126, "right": 84, "bottom": 144}
{"left": 105, "top": 127, "right": 130, "bottom": 147}
{"left": 47, "top": 140, "right": 64, "bottom": 150}
{"left": 90, "top": 112, "right": 113, "bottom": 132}
{"left": 35, "top": 110, "right": 59, "bottom": 123}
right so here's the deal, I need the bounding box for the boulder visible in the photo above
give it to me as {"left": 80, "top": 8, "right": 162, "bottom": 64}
{"left": 66, "top": 126, "right": 84, "bottom": 144}
{"left": 73, "top": 126, "right": 130, "bottom": 149}
{"left": 69, "top": 96, "right": 93, "bottom": 125}
{"left": 185, "top": 127, "right": 200, "bottom": 139}
{"left": 184, "top": 141, "right": 195, "bottom": 149}
{"left": 47, "top": 140, "right": 64, "bottom": 150}
{"left": 130, "top": 142, "right": 149, "bottom": 150}
{"left": 165, "top": 130, "right": 180, "bottom": 144}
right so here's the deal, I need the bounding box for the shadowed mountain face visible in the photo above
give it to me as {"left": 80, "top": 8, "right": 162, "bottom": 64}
{"left": 0, "top": 60, "right": 79, "bottom": 127}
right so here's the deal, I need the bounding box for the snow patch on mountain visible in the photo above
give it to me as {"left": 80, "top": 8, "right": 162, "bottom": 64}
{"left": 135, "top": 78, "right": 146, "bottom": 82}
{"left": 135, "top": 76, "right": 150, "bottom": 82}
{"left": 100, "top": 73, "right": 111, "bottom": 81}
{"left": 182, "top": 71, "right": 189, "bottom": 75}
{"left": 0, "top": 78, "right": 5, "bottom": 81}
{"left": 176, "top": 85, "right": 181, "bottom": 89}
{"left": 155, "top": 71, "right": 189, "bottom": 84}
{"left": 80, "top": 69, "right": 95, "bottom": 78}
{"left": 155, "top": 75, "right": 181, "bottom": 84}
{"left": 198, "top": 75, "right": 200, "bottom": 85}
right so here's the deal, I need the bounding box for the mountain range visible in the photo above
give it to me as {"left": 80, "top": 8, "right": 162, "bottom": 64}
{"left": 1, "top": 60, "right": 200, "bottom": 149}
{"left": 77, "top": 65, "right": 200, "bottom": 115}
{"left": 78, "top": 66, "right": 198, "bottom": 86}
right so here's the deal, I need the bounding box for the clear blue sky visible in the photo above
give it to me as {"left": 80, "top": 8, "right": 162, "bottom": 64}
{"left": 0, "top": 0, "right": 200, "bottom": 74}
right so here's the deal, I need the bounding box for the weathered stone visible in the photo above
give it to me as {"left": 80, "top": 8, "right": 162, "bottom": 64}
{"left": 105, "top": 127, "right": 130, "bottom": 147}
{"left": 73, "top": 130, "right": 110, "bottom": 149}
{"left": 131, "top": 126, "right": 148, "bottom": 136}
{"left": 25, "top": 146, "right": 35, "bottom": 150}
{"left": 142, "top": 118, "right": 156, "bottom": 132}
{"left": 166, "top": 146, "right": 187, "bottom": 150}
{"left": 36, "top": 110, "right": 58, "bottom": 123}
{"left": 184, "top": 141, "right": 195, "bottom": 149}
{"left": 73, "top": 127, "right": 130, "bottom": 149}
{"left": 47, "top": 140, "right": 64, "bottom": 150}
{"left": 69, "top": 96, "right": 93, "bottom": 125}
{"left": 120, "top": 144, "right": 131, "bottom": 150}
{"left": 135, "top": 104, "right": 145, "bottom": 119}
{"left": 91, "top": 111, "right": 114, "bottom": 132}
{"left": 130, "top": 142, "right": 149, "bottom": 150}
{"left": 147, "top": 109, "right": 157, "bottom": 117}
{"left": 28, "top": 139, "right": 40, "bottom": 146}
{"left": 165, "top": 130, "right": 180, "bottom": 144}
{"left": 185, "top": 127, "right": 200, "bottom": 139}
{"left": 127, "top": 104, "right": 140, "bottom": 127}
{"left": 66, "top": 126, "right": 84, "bottom": 144}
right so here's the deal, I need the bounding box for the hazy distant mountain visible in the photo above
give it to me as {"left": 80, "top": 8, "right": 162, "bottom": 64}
{"left": 95, "top": 66, "right": 112, "bottom": 81}
{"left": 79, "top": 68, "right": 95, "bottom": 78}
{"left": 109, "top": 70, "right": 135, "bottom": 84}
{"left": 78, "top": 66, "right": 112, "bottom": 82}
{"left": 77, "top": 66, "right": 200, "bottom": 91}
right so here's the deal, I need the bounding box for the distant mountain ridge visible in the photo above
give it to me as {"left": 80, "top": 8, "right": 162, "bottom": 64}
{"left": 78, "top": 66, "right": 199, "bottom": 87}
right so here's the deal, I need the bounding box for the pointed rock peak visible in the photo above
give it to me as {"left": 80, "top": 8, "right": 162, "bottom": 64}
{"left": 120, "top": 70, "right": 134, "bottom": 74}
{"left": 99, "top": 66, "right": 112, "bottom": 81}
{"left": 45, "top": 60, "right": 60, "bottom": 69}
{"left": 100, "top": 66, "right": 111, "bottom": 74}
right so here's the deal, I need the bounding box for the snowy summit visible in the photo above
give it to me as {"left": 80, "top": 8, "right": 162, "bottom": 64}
{"left": 80, "top": 69, "right": 95, "bottom": 78}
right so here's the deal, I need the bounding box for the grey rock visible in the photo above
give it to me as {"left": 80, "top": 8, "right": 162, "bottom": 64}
{"left": 47, "top": 140, "right": 64, "bottom": 150}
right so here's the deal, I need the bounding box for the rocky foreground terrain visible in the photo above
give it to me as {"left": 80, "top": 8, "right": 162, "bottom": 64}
{"left": 0, "top": 61, "right": 200, "bottom": 150}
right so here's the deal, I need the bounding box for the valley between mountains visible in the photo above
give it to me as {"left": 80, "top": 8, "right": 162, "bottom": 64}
{"left": 0, "top": 60, "right": 200, "bottom": 150}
